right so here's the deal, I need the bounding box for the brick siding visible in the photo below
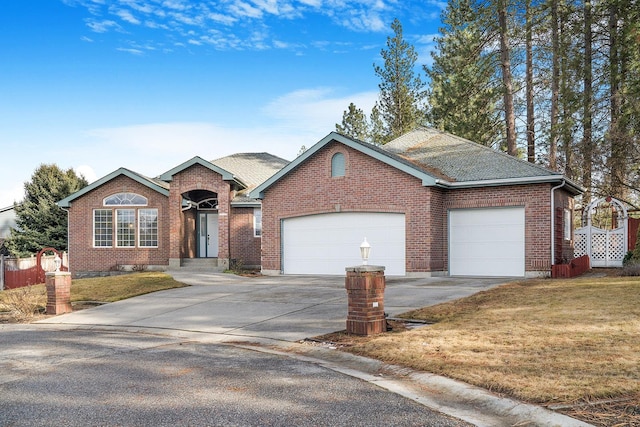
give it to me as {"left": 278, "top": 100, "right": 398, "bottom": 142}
{"left": 229, "top": 206, "right": 261, "bottom": 267}
{"left": 261, "top": 141, "right": 575, "bottom": 275}
{"left": 67, "top": 164, "right": 261, "bottom": 274}
{"left": 66, "top": 175, "right": 170, "bottom": 274}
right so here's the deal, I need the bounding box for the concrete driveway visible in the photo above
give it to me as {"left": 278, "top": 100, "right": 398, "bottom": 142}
{"left": 38, "top": 272, "right": 508, "bottom": 342}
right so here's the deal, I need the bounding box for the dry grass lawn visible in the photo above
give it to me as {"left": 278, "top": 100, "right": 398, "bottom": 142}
{"left": 337, "top": 275, "right": 640, "bottom": 425}
{"left": 0, "top": 272, "right": 188, "bottom": 322}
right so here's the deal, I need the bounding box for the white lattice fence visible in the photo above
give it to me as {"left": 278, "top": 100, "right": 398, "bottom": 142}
{"left": 574, "top": 226, "right": 625, "bottom": 267}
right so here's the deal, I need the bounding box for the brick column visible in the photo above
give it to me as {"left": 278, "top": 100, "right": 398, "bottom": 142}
{"left": 46, "top": 272, "right": 72, "bottom": 315}
{"left": 345, "top": 266, "right": 386, "bottom": 336}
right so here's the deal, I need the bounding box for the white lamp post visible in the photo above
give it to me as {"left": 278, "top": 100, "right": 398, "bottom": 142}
{"left": 360, "top": 238, "right": 371, "bottom": 265}
{"left": 54, "top": 253, "right": 62, "bottom": 272}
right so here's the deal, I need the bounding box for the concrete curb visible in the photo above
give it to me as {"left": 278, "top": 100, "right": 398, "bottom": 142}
{"left": 237, "top": 342, "right": 594, "bottom": 427}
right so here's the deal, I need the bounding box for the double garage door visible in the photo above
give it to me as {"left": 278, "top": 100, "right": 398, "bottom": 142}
{"left": 282, "top": 212, "right": 406, "bottom": 275}
{"left": 281, "top": 207, "right": 525, "bottom": 277}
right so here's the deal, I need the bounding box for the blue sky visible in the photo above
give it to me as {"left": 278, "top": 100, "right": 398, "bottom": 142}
{"left": 0, "top": 0, "right": 442, "bottom": 207}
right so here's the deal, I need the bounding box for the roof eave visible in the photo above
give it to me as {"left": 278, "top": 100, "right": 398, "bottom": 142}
{"left": 231, "top": 201, "right": 262, "bottom": 208}
{"left": 435, "top": 175, "right": 584, "bottom": 195}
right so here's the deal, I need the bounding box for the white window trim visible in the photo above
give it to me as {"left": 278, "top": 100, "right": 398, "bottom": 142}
{"left": 331, "top": 152, "right": 346, "bottom": 177}
{"left": 253, "top": 208, "right": 262, "bottom": 237}
{"left": 115, "top": 209, "right": 136, "bottom": 248}
{"left": 564, "top": 208, "right": 572, "bottom": 241}
{"left": 103, "top": 192, "right": 148, "bottom": 206}
{"left": 138, "top": 208, "right": 159, "bottom": 248}
{"left": 93, "top": 209, "right": 113, "bottom": 248}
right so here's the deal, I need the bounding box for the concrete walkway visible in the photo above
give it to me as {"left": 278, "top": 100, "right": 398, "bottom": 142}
{"left": 31, "top": 271, "right": 593, "bottom": 427}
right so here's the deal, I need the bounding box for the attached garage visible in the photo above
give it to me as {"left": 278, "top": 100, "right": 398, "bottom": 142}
{"left": 282, "top": 212, "right": 406, "bottom": 275}
{"left": 449, "top": 207, "right": 525, "bottom": 277}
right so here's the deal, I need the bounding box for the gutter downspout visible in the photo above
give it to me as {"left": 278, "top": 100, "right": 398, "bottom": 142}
{"left": 550, "top": 180, "right": 566, "bottom": 268}
{"left": 61, "top": 206, "right": 70, "bottom": 272}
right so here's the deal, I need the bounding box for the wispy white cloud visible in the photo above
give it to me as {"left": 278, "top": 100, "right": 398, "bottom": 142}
{"left": 229, "top": 1, "right": 263, "bottom": 19}
{"left": 111, "top": 7, "right": 141, "bottom": 25}
{"left": 116, "top": 47, "right": 144, "bottom": 55}
{"left": 69, "top": 0, "right": 438, "bottom": 54}
{"left": 86, "top": 19, "right": 121, "bottom": 33}
{"left": 262, "top": 87, "right": 378, "bottom": 135}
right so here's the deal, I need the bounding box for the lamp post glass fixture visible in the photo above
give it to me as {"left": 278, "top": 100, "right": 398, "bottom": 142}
{"left": 360, "top": 238, "right": 371, "bottom": 265}
{"left": 54, "top": 254, "right": 62, "bottom": 272}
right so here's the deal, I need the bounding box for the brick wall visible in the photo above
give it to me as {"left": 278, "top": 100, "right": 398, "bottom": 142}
{"left": 444, "top": 184, "right": 556, "bottom": 272}
{"left": 261, "top": 140, "right": 572, "bottom": 275}
{"left": 261, "top": 141, "right": 439, "bottom": 274}
{"left": 229, "top": 206, "right": 261, "bottom": 267}
{"left": 554, "top": 188, "right": 575, "bottom": 264}
{"left": 67, "top": 175, "right": 170, "bottom": 274}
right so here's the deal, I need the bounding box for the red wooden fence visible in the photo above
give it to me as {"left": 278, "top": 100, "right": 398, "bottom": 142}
{"left": 2, "top": 248, "right": 67, "bottom": 290}
{"left": 629, "top": 217, "right": 639, "bottom": 252}
{"left": 551, "top": 255, "right": 591, "bottom": 278}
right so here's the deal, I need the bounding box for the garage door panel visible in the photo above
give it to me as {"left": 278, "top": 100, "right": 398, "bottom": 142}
{"left": 283, "top": 213, "right": 405, "bottom": 276}
{"left": 449, "top": 207, "right": 525, "bottom": 277}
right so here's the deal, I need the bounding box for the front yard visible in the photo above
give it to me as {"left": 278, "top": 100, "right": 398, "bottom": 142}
{"left": 324, "top": 273, "right": 640, "bottom": 426}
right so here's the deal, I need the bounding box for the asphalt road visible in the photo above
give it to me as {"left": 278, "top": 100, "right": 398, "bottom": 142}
{"left": 0, "top": 326, "right": 471, "bottom": 427}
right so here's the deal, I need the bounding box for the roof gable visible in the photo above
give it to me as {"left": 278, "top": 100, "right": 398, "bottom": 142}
{"left": 158, "top": 156, "right": 246, "bottom": 189}
{"left": 249, "top": 132, "right": 439, "bottom": 199}
{"left": 57, "top": 168, "right": 170, "bottom": 208}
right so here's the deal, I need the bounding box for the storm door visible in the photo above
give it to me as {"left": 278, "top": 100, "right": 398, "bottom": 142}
{"left": 198, "top": 212, "right": 219, "bottom": 258}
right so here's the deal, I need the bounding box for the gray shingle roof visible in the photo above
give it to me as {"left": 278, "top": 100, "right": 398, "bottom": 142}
{"left": 384, "top": 127, "right": 559, "bottom": 182}
{"left": 212, "top": 153, "right": 289, "bottom": 203}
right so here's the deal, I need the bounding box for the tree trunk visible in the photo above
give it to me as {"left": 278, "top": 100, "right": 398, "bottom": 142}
{"left": 549, "top": 0, "right": 560, "bottom": 170}
{"left": 560, "top": 1, "right": 573, "bottom": 179}
{"left": 609, "top": 0, "right": 624, "bottom": 197}
{"left": 582, "top": 0, "right": 593, "bottom": 203}
{"left": 499, "top": 0, "right": 518, "bottom": 156}
{"left": 526, "top": 0, "right": 535, "bottom": 163}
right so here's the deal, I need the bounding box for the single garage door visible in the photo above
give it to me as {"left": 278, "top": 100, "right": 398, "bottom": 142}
{"left": 449, "top": 207, "right": 525, "bottom": 277}
{"left": 282, "top": 212, "right": 405, "bottom": 275}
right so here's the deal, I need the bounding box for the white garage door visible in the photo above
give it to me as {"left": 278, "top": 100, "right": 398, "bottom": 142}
{"left": 282, "top": 212, "right": 405, "bottom": 275}
{"left": 449, "top": 207, "right": 525, "bottom": 277}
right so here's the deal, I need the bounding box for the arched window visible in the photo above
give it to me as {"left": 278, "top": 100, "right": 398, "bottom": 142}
{"left": 104, "top": 193, "right": 148, "bottom": 206}
{"left": 331, "top": 153, "right": 345, "bottom": 177}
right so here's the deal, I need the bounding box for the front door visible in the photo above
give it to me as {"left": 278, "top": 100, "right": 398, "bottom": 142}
{"left": 198, "top": 213, "right": 219, "bottom": 258}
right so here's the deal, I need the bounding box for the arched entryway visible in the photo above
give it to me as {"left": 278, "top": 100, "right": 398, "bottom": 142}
{"left": 574, "top": 197, "right": 628, "bottom": 267}
{"left": 182, "top": 190, "right": 220, "bottom": 259}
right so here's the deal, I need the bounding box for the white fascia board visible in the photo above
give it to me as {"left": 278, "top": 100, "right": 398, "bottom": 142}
{"left": 231, "top": 201, "right": 261, "bottom": 208}
{"left": 435, "top": 175, "right": 584, "bottom": 195}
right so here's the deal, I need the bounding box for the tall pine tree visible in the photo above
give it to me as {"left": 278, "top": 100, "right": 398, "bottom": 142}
{"left": 6, "top": 164, "right": 87, "bottom": 256}
{"left": 373, "top": 18, "right": 426, "bottom": 143}
{"left": 335, "top": 102, "right": 370, "bottom": 142}
{"left": 425, "top": 0, "right": 504, "bottom": 147}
